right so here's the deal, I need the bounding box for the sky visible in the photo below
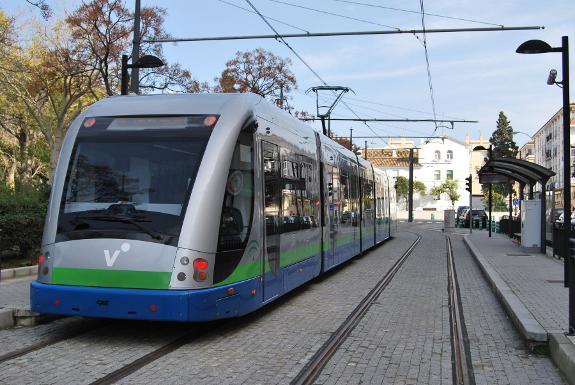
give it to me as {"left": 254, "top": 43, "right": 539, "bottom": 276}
{"left": 2, "top": 0, "right": 574, "bottom": 149}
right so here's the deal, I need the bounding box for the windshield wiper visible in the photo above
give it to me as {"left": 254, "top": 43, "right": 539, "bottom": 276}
{"left": 73, "top": 214, "right": 165, "bottom": 241}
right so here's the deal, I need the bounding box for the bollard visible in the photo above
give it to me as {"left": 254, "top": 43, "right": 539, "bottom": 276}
{"left": 431, "top": 213, "right": 435, "bottom": 221}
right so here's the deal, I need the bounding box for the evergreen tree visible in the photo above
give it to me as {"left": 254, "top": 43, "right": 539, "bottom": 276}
{"left": 490, "top": 111, "right": 518, "bottom": 158}
{"left": 487, "top": 111, "right": 518, "bottom": 195}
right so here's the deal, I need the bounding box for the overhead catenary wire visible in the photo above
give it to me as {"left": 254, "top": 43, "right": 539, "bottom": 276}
{"left": 267, "top": 0, "right": 401, "bottom": 31}
{"left": 309, "top": 92, "right": 441, "bottom": 139}
{"left": 418, "top": 0, "right": 439, "bottom": 136}
{"left": 330, "top": 0, "right": 504, "bottom": 27}
{"left": 243, "top": 0, "right": 388, "bottom": 146}
{"left": 217, "top": 0, "right": 310, "bottom": 33}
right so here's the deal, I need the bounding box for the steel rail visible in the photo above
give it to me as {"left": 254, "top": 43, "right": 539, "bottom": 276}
{"left": 88, "top": 327, "right": 209, "bottom": 385}
{"left": 0, "top": 320, "right": 104, "bottom": 364}
{"left": 446, "top": 236, "right": 475, "bottom": 385}
{"left": 290, "top": 234, "right": 422, "bottom": 385}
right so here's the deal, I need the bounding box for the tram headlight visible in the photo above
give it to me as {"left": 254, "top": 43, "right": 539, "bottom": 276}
{"left": 192, "top": 258, "right": 208, "bottom": 282}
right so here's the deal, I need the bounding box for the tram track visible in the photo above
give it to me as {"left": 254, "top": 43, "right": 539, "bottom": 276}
{"left": 87, "top": 234, "right": 423, "bottom": 385}
{"left": 290, "top": 233, "right": 422, "bottom": 385}
{"left": 0, "top": 319, "right": 104, "bottom": 364}
{"left": 446, "top": 236, "right": 475, "bottom": 385}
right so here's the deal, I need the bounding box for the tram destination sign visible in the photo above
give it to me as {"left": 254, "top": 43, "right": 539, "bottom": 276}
{"left": 479, "top": 173, "right": 510, "bottom": 184}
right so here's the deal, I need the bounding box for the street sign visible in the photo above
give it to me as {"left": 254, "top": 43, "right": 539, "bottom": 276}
{"left": 513, "top": 199, "right": 519, "bottom": 206}
{"left": 479, "top": 173, "right": 510, "bottom": 184}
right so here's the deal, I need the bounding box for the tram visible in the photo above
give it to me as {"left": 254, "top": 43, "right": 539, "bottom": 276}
{"left": 30, "top": 93, "right": 397, "bottom": 321}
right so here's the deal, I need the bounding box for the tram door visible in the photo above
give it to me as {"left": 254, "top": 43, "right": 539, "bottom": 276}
{"left": 262, "top": 141, "right": 282, "bottom": 301}
{"left": 326, "top": 164, "right": 336, "bottom": 269}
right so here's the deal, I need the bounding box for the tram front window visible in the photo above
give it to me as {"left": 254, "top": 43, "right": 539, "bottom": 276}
{"left": 56, "top": 116, "right": 214, "bottom": 245}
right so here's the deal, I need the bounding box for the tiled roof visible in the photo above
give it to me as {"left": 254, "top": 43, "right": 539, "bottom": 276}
{"left": 365, "top": 148, "right": 420, "bottom": 168}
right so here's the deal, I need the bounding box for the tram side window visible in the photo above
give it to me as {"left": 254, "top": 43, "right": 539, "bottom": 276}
{"left": 349, "top": 167, "right": 359, "bottom": 226}
{"left": 281, "top": 151, "right": 316, "bottom": 232}
{"left": 339, "top": 167, "right": 350, "bottom": 224}
{"left": 216, "top": 132, "right": 254, "bottom": 252}
{"left": 363, "top": 174, "right": 373, "bottom": 222}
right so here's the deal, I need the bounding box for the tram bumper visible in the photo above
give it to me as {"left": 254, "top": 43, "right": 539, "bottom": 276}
{"left": 30, "top": 279, "right": 259, "bottom": 322}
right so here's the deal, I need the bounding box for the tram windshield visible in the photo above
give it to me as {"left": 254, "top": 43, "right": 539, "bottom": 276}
{"left": 56, "top": 115, "right": 216, "bottom": 245}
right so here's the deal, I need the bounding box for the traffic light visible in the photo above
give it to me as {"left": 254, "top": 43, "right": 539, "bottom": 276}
{"left": 465, "top": 175, "right": 472, "bottom": 193}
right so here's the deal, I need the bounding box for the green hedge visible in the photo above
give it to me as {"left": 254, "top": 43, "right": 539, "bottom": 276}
{"left": 0, "top": 188, "right": 49, "bottom": 260}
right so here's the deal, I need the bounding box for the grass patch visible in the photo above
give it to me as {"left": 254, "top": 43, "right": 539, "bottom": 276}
{"left": 531, "top": 344, "right": 550, "bottom": 356}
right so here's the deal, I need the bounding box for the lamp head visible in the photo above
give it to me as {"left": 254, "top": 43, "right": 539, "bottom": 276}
{"left": 473, "top": 145, "right": 488, "bottom": 151}
{"left": 516, "top": 39, "right": 552, "bottom": 54}
{"left": 133, "top": 55, "right": 164, "bottom": 69}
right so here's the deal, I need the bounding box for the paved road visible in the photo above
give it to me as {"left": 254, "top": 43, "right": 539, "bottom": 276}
{"left": 0, "top": 223, "right": 566, "bottom": 384}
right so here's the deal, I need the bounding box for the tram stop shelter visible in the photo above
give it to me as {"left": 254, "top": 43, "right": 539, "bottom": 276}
{"left": 477, "top": 157, "right": 555, "bottom": 253}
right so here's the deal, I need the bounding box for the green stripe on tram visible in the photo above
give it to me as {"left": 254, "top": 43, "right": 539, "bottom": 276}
{"left": 216, "top": 232, "right": 361, "bottom": 286}
{"left": 52, "top": 267, "right": 171, "bottom": 289}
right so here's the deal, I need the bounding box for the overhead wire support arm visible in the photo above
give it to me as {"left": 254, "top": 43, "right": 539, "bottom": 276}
{"left": 298, "top": 118, "right": 478, "bottom": 123}
{"left": 306, "top": 86, "right": 354, "bottom": 136}
{"left": 142, "top": 26, "right": 543, "bottom": 44}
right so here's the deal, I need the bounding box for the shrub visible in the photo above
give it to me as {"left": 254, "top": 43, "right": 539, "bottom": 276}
{"left": 0, "top": 187, "right": 49, "bottom": 262}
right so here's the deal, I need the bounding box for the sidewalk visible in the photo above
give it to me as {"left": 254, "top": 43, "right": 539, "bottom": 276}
{"left": 464, "top": 231, "right": 575, "bottom": 384}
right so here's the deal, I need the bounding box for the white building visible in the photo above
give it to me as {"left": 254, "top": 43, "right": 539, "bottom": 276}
{"left": 532, "top": 103, "right": 575, "bottom": 206}
{"left": 366, "top": 136, "right": 470, "bottom": 212}
{"left": 415, "top": 137, "right": 470, "bottom": 211}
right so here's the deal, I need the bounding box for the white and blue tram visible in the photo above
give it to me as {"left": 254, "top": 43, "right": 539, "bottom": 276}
{"left": 31, "top": 93, "right": 397, "bottom": 321}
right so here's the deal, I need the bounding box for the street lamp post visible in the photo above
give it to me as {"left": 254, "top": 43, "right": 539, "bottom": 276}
{"left": 120, "top": 54, "right": 165, "bottom": 95}
{"left": 517, "top": 36, "right": 572, "bottom": 333}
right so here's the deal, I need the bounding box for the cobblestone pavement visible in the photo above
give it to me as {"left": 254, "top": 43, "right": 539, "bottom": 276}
{"left": 0, "top": 232, "right": 416, "bottom": 385}
{"left": 314, "top": 224, "right": 453, "bottom": 385}
{"left": 469, "top": 231, "right": 567, "bottom": 334}
{"left": 0, "top": 224, "right": 567, "bottom": 384}
{"left": 0, "top": 276, "right": 33, "bottom": 309}
{"left": 450, "top": 234, "right": 565, "bottom": 385}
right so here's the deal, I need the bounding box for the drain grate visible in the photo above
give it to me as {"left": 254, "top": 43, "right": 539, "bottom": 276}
{"left": 506, "top": 253, "right": 531, "bottom": 256}
{"left": 546, "top": 279, "right": 564, "bottom": 284}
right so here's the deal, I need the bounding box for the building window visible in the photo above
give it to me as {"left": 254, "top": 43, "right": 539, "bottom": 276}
{"left": 446, "top": 150, "right": 453, "bottom": 160}
{"left": 447, "top": 170, "right": 453, "bottom": 180}
{"left": 434, "top": 150, "right": 441, "bottom": 160}
{"left": 434, "top": 170, "right": 441, "bottom": 180}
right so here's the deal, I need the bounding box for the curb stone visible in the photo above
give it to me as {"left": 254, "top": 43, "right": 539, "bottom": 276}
{"left": 463, "top": 235, "right": 547, "bottom": 342}
{"left": 0, "top": 308, "right": 14, "bottom": 329}
{"left": 0, "top": 265, "right": 37, "bottom": 280}
{"left": 550, "top": 333, "right": 575, "bottom": 385}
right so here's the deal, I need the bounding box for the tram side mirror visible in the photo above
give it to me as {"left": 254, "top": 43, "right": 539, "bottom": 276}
{"left": 241, "top": 116, "right": 258, "bottom": 133}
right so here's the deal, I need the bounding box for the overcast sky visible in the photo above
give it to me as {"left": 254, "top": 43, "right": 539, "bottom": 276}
{"left": 3, "top": 0, "right": 574, "bottom": 148}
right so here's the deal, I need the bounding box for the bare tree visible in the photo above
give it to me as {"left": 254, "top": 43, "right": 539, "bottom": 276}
{"left": 66, "top": 0, "right": 202, "bottom": 96}
{"left": 215, "top": 48, "right": 297, "bottom": 101}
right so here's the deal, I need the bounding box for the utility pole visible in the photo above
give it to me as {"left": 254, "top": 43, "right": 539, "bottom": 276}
{"left": 364, "top": 141, "right": 368, "bottom": 160}
{"left": 278, "top": 84, "right": 284, "bottom": 109}
{"left": 408, "top": 148, "right": 414, "bottom": 222}
{"left": 349, "top": 128, "right": 353, "bottom": 151}
{"left": 130, "top": 0, "right": 141, "bottom": 94}
{"left": 488, "top": 145, "right": 493, "bottom": 237}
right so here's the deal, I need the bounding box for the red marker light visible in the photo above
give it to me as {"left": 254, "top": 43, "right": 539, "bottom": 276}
{"left": 53, "top": 299, "right": 61, "bottom": 306}
{"left": 226, "top": 287, "right": 235, "bottom": 296}
{"left": 149, "top": 305, "right": 157, "bottom": 312}
{"left": 38, "top": 255, "right": 44, "bottom": 265}
{"left": 83, "top": 118, "right": 97, "bottom": 128}
{"left": 203, "top": 115, "right": 218, "bottom": 126}
{"left": 193, "top": 259, "right": 208, "bottom": 270}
